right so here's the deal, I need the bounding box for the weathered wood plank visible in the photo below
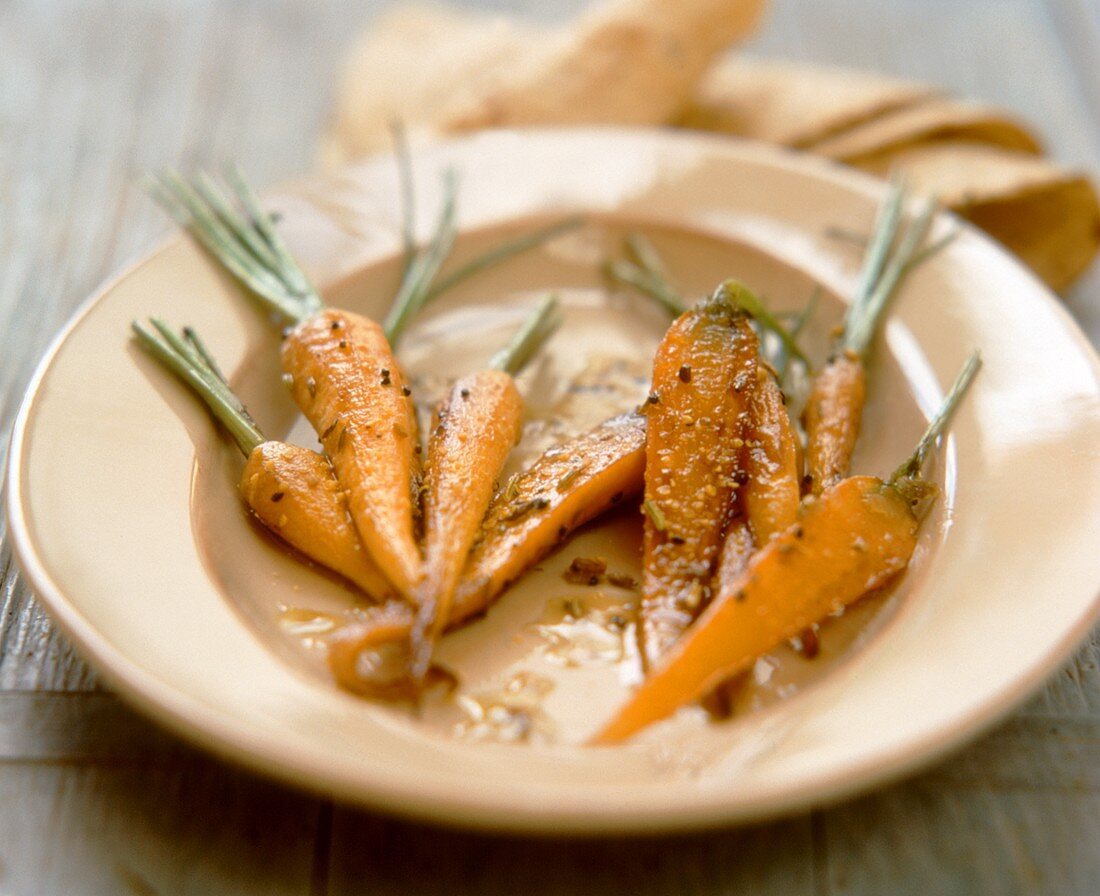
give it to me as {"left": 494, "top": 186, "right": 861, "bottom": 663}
{"left": 0, "top": 693, "right": 185, "bottom": 763}
{"left": 0, "top": 760, "right": 320, "bottom": 895}
{"left": 820, "top": 784, "right": 1100, "bottom": 896}
{"left": 327, "top": 810, "right": 816, "bottom": 896}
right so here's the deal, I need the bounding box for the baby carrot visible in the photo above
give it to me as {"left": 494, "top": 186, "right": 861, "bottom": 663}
{"left": 593, "top": 353, "right": 980, "bottom": 744}
{"left": 638, "top": 283, "right": 759, "bottom": 669}
{"left": 132, "top": 320, "right": 393, "bottom": 599}
{"left": 281, "top": 309, "right": 423, "bottom": 596}
{"left": 150, "top": 167, "right": 582, "bottom": 597}
{"left": 328, "top": 412, "right": 647, "bottom": 694}
{"left": 803, "top": 180, "right": 951, "bottom": 494}
{"left": 408, "top": 297, "right": 562, "bottom": 681}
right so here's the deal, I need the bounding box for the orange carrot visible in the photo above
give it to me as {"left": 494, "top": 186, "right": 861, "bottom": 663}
{"left": 804, "top": 182, "right": 948, "bottom": 494}
{"left": 150, "top": 168, "right": 582, "bottom": 600}
{"left": 638, "top": 285, "right": 759, "bottom": 668}
{"left": 132, "top": 320, "right": 393, "bottom": 600}
{"left": 593, "top": 353, "right": 979, "bottom": 743}
{"left": 282, "top": 309, "right": 422, "bottom": 596}
{"left": 409, "top": 297, "right": 561, "bottom": 681}
{"left": 329, "top": 412, "right": 647, "bottom": 693}
{"left": 594, "top": 476, "right": 920, "bottom": 743}
{"left": 742, "top": 363, "right": 801, "bottom": 543}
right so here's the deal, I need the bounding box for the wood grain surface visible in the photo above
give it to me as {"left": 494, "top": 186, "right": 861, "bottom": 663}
{"left": 0, "top": 0, "right": 1097, "bottom": 893}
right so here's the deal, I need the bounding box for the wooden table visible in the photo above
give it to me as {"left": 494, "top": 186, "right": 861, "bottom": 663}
{"left": 1, "top": 1, "right": 1097, "bottom": 892}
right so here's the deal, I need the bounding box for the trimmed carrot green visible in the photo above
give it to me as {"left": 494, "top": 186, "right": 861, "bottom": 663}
{"left": 803, "top": 181, "right": 950, "bottom": 494}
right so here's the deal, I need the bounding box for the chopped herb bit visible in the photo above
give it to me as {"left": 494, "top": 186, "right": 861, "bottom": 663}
{"left": 796, "top": 626, "right": 821, "bottom": 658}
{"left": 563, "top": 556, "right": 607, "bottom": 586}
{"left": 643, "top": 499, "right": 667, "bottom": 531}
{"left": 270, "top": 491, "right": 285, "bottom": 503}
{"left": 608, "top": 573, "right": 638, "bottom": 590}
{"left": 503, "top": 497, "right": 549, "bottom": 522}
{"left": 556, "top": 463, "right": 585, "bottom": 491}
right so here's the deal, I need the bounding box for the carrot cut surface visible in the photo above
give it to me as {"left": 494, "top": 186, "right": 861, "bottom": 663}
{"left": 639, "top": 296, "right": 758, "bottom": 668}
{"left": 282, "top": 308, "right": 422, "bottom": 597}
{"left": 594, "top": 475, "right": 920, "bottom": 744}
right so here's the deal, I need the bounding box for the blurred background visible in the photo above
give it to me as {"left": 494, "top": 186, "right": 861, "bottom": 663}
{"left": 1, "top": 1, "right": 1098, "bottom": 893}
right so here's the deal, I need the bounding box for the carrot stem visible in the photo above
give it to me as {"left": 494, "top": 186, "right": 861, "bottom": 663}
{"left": 150, "top": 170, "right": 321, "bottom": 324}
{"left": 777, "top": 287, "right": 819, "bottom": 381}
{"left": 132, "top": 320, "right": 265, "bottom": 455}
{"left": 488, "top": 295, "right": 562, "bottom": 375}
{"left": 382, "top": 168, "right": 459, "bottom": 344}
{"left": 844, "top": 195, "right": 937, "bottom": 357}
{"left": 390, "top": 120, "right": 418, "bottom": 278}
{"left": 605, "top": 232, "right": 686, "bottom": 316}
{"left": 890, "top": 352, "right": 981, "bottom": 484}
{"left": 721, "top": 280, "right": 812, "bottom": 368}
{"left": 424, "top": 215, "right": 584, "bottom": 304}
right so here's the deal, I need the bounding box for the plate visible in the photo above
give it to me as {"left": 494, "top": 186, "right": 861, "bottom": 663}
{"left": 7, "top": 128, "right": 1100, "bottom": 833}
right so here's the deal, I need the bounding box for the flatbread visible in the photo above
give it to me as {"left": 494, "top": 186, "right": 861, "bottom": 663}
{"left": 876, "top": 143, "right": 1100, "bottom": 292}
{"left": 809, "top": 98, "right": 1041, "bottom": 165}
{"left": 682, "top": 57, "right": 941, "bottom": 146}
{"left": 320, "top": 4, "right": 532, "bottom": 167}
{"left": 443, "top": 0, "right": 767, "bottom": 132}
{"left": 322, "top": 0, "right": 766, "bottom": 167}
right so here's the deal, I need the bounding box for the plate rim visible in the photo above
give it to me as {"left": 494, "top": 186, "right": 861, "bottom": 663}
{"left": 5, "top": 125, "right": 1100, "bottom": 834}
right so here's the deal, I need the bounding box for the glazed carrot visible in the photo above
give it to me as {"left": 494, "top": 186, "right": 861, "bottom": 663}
{"left": 593, "top": 353, "right": 980, "bottom": 744}
{"left": 150, "top": 167, "right": 584, "bottom": 596}
{"left": 329, "top": 412, "right": 647, "bottom": 693}
{"left": 409, "top": 297, "right": 562, "bottom": 681}
{"left": 610, "top": 241, "right": 807, "bottom": 611}
{"left": 239, "top": 442, "right": 393, "bottom": 597}
{"left": 638, "top": 284, "right": 760, "bottom": 669}
{"left": 281, "top": 309, "right": 422, "bottom": 595}
{"left": 132, "top": 320, "right": 393, "bottom": 599}
{"left": 803, "top": 181, "right": 951, "bottom": 494}
{"left": 742, "top": 362, "right": 801, "bottom": 544}
{"left": 802, "top": 351, "right": 866, "bottom": 494}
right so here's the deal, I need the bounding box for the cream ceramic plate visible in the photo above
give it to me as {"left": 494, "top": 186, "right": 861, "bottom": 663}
{"left": 7, "top": 129, "right": 1100, "bottom": 833}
